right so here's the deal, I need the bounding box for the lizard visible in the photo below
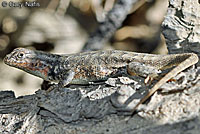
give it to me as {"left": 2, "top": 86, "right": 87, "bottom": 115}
{"left": 3, "top": 48, "right": 199, "bottom": 112}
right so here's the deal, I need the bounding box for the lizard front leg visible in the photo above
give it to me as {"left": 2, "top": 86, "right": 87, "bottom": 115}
{"left": 47, "top": 70, "right": 75, "bottom": 92}
{"left": 58, "top": 70, "right": 75, "bottom": 87}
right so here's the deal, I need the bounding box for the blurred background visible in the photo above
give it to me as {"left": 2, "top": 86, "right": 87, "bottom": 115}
{"left": 0, "top": 0, "right": 168, "bottom": 96}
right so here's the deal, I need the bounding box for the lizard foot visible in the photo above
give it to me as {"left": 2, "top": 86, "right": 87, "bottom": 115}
{"left": 41, "top": 80, "right": 52, "bottom": 90}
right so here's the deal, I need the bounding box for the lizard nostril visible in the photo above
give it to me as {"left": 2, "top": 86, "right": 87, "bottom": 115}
{"left": 3, "top": 54, "right": 11, "bottom": 64}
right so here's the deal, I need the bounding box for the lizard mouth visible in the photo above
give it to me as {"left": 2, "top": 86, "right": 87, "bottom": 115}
{"left": 3, "top": 54, "right": 23, "bottom": 67}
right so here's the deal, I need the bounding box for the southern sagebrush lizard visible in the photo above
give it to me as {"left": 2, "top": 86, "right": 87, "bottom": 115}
{"left": 3, "top": 48, "right": 199, "bottom": 112}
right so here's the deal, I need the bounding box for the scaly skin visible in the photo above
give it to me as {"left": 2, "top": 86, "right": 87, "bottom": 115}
{"left": 3, "top": 48, "right": 199, "bottom": 112}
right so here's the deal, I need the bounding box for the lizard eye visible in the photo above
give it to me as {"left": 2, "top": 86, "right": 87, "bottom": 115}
{"left": 17, "top": 52, "right": 25, "bottom": 59}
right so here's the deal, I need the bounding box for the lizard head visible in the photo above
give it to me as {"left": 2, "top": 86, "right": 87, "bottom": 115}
{"left": 4, "top": 48, "right": 35, "bottom": 68}
{"left": 4, "top": 48, "right": 54, "bottom": 81}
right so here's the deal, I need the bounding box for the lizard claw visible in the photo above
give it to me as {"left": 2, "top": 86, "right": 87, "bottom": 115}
{"left": 144, "top": 73, "right": 159, "bottom": 85}
{"left": 46, "top": 84, "right": 59, "bottom": 92}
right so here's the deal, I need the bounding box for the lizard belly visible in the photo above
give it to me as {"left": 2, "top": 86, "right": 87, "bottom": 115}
{"left": 71, "top": 66, "right": 119, "bottom": 84}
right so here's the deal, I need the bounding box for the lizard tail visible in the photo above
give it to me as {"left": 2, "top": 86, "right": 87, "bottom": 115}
{"left": 131, "top": 53, "right": 199, "bottom": 113}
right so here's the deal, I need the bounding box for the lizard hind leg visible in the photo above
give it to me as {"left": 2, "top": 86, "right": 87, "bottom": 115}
{"left": 127, "top": 62, "right": 162, "bottom": 84}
